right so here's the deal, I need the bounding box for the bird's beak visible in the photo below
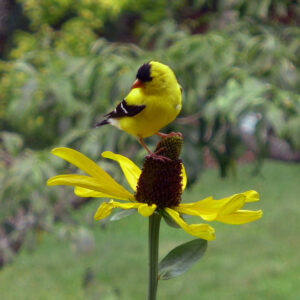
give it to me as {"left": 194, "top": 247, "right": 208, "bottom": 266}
{"left": 131, "top": 79, "right": 143, "bottom": 90}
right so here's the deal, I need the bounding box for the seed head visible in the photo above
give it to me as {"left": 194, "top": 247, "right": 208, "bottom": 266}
{"left": 135, "top": 136, "right": 183, "bottom": 208}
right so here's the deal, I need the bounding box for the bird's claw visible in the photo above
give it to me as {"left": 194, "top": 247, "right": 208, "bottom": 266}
{"left": 156, "top": 132, "right": 183, "bottom": 139}
{"left": 166, "top": 132, "right": 183, "bottom": 138}
{"left": 147, "top": 150, "right": 171, "bottom": 162}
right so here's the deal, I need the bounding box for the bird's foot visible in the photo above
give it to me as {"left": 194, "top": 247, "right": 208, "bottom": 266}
{"left": 147, "top": 152, "right": 171, "bottom": 163}
{"left": 156, "top": 132, "right": 183, "bottom": 139}
{"left": 147, "top": 147, "right": 171, "bottom": 162}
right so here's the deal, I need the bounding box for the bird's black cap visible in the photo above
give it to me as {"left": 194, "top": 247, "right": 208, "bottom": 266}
{"left": 136, "top": 62, "right": 152, "bottom": 82}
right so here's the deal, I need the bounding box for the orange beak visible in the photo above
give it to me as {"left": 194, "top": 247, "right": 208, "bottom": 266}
{"left": 131, "top": 79, "right": 143, "bottom": 90}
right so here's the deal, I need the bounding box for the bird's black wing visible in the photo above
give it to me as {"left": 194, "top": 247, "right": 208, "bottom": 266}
{"left": 96, "top": 99, "right": 146, "bottom": 127}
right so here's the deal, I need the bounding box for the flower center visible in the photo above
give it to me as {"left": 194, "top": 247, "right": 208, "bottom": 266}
{"left": 135, "top": 136, "right": 183, "bottom": 209}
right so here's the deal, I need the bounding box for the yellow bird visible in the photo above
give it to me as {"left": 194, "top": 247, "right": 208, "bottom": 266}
{"left": 96, "top": 61, "right": 182, "bottom": 154}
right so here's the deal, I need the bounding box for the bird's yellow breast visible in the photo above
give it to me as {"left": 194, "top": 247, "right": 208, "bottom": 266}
{"left": 119, "top": 87, "right": 181, "bottom": 138}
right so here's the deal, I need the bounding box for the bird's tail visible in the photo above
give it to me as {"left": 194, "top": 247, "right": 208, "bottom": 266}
{"left": 95, "top": 119, "right": 110, "bottom": 127}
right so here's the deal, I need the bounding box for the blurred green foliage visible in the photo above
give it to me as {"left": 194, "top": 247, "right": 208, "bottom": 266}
{"left": 1, "top": 0, "right": 300, "bottom": 264}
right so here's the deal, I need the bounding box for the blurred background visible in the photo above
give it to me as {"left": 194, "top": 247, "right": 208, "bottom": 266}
{"left": 0, "top": 0, "right": 300, "bottom": 299}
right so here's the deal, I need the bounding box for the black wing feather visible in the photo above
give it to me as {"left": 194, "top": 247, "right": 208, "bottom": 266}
{"left": 96, "top": 99, "right": 145, "bottom": 127}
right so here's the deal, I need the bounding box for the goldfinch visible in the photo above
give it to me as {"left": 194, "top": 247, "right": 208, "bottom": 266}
{"left": 96, "top": 61, "right": 182, "bottom": 153}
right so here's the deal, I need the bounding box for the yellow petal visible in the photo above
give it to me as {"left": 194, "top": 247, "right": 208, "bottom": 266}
{"left": 175, "top": 195, "right": 228, "bottom": 221}
{"left": 47, "top": 174, "right": 134, "bottom": 201}
{"left": 111, "top": 202, "right": 156, "bottom": 217}
{"left": 94, "top": 201, "right": 115, "bottom": 220}
{"left": 179, "top": 195, "right": 228, "bottom": 210}
{"left": 175, "top": 202, "right": 219, "bottom": 222}
{"left": 165, "top": 208, "right": 215, "bottom": 241}
{"left": 176, "top": 191, "right": 251, "bottom": 221}
{"left": 109, "top": 201, "right": 139, "bottom": 210}
{"left": 219, "top": 194, "right": 245, "bottom": 215}
{"left": 102, "top": 151, "right": 141, "bottom": 192}
{"left": 181, "top": 164, "right": 187, "bottom": 191}
{"left": 51, "top": 148, "right": 113, "bottom": 180}
{"left": 50, "top": 147, "right": 133, "bottom": 196}
{"left": 74, "top": 186, "right": 113, "bottom": 198}
{"left": 216, "top": 209, "right": 263, "bottom": 224}
{"left": 243, "top": 190, "right": 259, "bottom": 202}
{"left": 94, "top": 200, "right": 156, "bottom": 220}
{"left": 137, "top": 204, "right": 156, "bottom": 217}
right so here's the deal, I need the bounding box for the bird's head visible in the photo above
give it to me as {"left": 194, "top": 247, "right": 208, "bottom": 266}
{"left": 131, "top": 61, "right": 180, "bottom": 94}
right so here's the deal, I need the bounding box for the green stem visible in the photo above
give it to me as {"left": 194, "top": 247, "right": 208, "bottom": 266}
{"left": 147, "top": 212, "right": 161, "bottom": 300}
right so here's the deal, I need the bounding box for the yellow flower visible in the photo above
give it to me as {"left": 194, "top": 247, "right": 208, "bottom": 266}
{"left": 47, "top": 146, "right": 262, "bottom": 241}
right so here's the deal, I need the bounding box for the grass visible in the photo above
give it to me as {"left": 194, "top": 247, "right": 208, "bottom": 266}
{"left": 1, "top": 160, "right": 300, "bottom": 300}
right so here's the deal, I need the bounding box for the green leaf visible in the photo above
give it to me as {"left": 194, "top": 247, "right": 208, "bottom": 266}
{"left": 109, "top": 209, "right": 136, "bottom": 221}
{"left": 158, "top": 239, "right": 207, "bottom": 280}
